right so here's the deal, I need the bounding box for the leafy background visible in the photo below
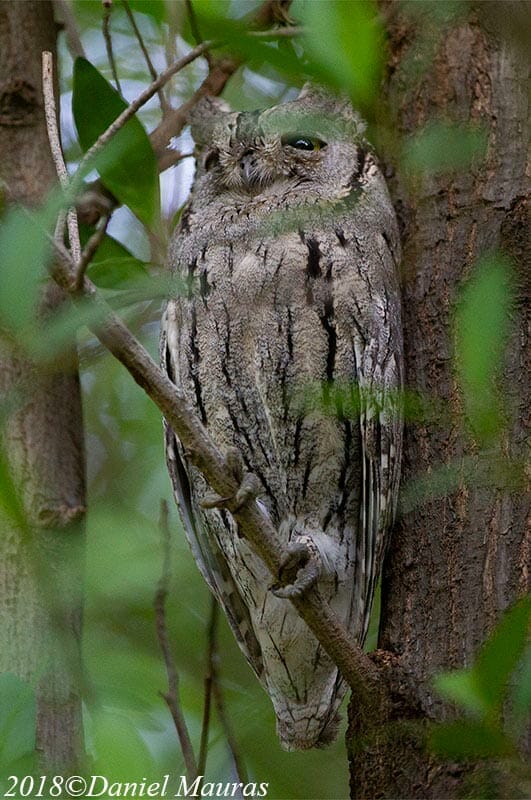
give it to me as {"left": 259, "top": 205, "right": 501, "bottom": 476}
{"left": 0, "top": 1, "right": 528, "bottom": 798}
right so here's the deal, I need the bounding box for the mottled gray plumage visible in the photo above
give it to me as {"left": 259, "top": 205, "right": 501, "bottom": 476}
{"left": 161, "top": 87, "right": 403, "bottom": 750}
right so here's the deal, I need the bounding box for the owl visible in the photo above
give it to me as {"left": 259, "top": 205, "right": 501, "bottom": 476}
{"left": 161, "top": 87, "right": 403, "bottom": 751}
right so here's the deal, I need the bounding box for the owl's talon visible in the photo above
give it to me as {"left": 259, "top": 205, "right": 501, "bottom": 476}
{"left": 201, "top": 492, "right": 231, "bottom": 509}
{"left": 201, "top": 470, "right": 262, "bottom": 511}
{"left": 233, "top": 472, "right": 262, "bottom": 510}
{"left": 271, "top": 537, "right": 322, "bottom": 599}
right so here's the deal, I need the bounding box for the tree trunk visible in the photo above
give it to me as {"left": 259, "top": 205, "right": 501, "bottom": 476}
{"left": 347, "top": 3, "right": 529, "bottom": 798}
{"left": 0, "top": 1, "right": 86, "bottom": 772}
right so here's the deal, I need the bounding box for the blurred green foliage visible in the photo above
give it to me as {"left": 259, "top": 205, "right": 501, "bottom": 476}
{"left": 431, "top": 597, "right": 530, "bottom": 761}
{"left": 403, "top": 121, "right": 488, "bottom": 176}
{"left": 0, "top": 675, "right": 36, "bottom": 781}
{"left": 454, "top": 253, "right": 515, "bottom": 445}
{"left": 295, "top": 0, "right": 383, "bottom": 110}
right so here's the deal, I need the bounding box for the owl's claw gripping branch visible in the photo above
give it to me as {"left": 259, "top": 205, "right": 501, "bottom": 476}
{"left": 201, "top": 449, "right": 262, "bottom": 512}
{"left": 271, "top": 538, "right": 322, "bottom": 598}
{"left": 200, "top": 472, "right": 261, "bottom": 511}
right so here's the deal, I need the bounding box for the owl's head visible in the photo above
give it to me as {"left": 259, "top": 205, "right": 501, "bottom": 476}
{"left": 189, "top": 87, "right": 367, "bottom": 201}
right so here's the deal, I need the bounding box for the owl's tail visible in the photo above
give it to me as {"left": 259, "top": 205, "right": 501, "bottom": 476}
{"left": 276, "top": 707, "right": 342, "bottom": 751}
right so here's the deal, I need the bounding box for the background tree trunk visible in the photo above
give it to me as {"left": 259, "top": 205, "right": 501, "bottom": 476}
{"left": 348, "top": 3, "right": 529, "bottom": 798}
{"left": 0, "top": 1, "right": 86, "bottom": 772}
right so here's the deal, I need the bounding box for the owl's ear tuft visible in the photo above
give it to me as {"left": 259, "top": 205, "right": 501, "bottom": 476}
{"left": 295, "top": 84, "right": 365, "bottom": 139}
{"left": 189, "top": 95, "right": 232, "bottom": 147}
{"left": 298, "top": 83, "right": 354, "bottom": 116}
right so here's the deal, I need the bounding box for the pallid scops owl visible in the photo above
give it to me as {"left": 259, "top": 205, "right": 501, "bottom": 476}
{"left": 161, "top": 87, "right": 403, "bottom": 750}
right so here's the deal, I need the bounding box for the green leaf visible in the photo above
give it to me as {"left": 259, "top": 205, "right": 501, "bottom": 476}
{"left": 434, "top": 670, "right": 489, "bottom": 717}
{"left": 0, "top": 197, "right": 61, "bottom": 334}
{"left": 0, "top": 446, "right": 27, "bottom": 531}
{"left": 404, "top": 121, "right": 488, "bottom": 174}
{"left": 0, "top": 674, "right": 36, "bottom": 769}
{"left": 126, "top": 0, "right": 167, "bottom": 23}
{"left": 190, "top": 12, "right": 306, "bottom": 84}
{"left": 455, "top": 253, "right": 515, "bottom": 443}
{"left": 78, "top": 226, "right": 150, "bottom": 290}
{"left": 72, "top": 58, "right": 160, "bottom": 228}
{"left": 510, "top": 644, "right": 531, "bottom": 727}
{"left": 89, "top": 708, "right": 156, "bottom": 782}
{"left": 474, "top": 597, "right": 531, "bottom": 716}
{"left": 430, "top": 720, "right": 513, "bottom": 760}
{"left": 433, "top": 598, "right": 530, "bottom": 735}
{"left": 87, "top": 257, "right": 150, "bottom": 291}
{"left": 296, "top": 0, "right": 384, "bottom": 109}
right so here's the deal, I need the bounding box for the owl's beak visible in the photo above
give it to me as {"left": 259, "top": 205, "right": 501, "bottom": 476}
{"left": 239, "top": 150, "right": 258, "bottom": 187}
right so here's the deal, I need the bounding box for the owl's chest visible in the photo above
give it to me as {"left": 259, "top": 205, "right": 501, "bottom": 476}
{"left": 187, "top": 234, "right": 334, "bottom": 323}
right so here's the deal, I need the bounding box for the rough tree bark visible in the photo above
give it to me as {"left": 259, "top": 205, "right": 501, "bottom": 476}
{"left": 348, "top": 3, "right": 529, "bottom": 798}
{"left": 0, "top": 1, "right": 85, "bottom": 772}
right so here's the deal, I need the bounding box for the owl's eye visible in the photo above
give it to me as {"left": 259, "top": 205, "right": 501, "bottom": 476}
{"left": 281, "top": 134, "right": 326, "bottom": 151}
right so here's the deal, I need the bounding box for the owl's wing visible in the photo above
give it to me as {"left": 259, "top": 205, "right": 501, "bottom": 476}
{"left": 161, "top": 324, "right": 264, "bottom": 679}
{"left": 352, "top": 246, "right": 403, "bottom": 639}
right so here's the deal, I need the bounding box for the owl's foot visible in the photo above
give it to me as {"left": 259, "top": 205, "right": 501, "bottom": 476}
{"left": 271, "top": 536, "right": 322, "bottom": 599}
{"left": 201, "top": 449, "right": 262, "bottom": 511}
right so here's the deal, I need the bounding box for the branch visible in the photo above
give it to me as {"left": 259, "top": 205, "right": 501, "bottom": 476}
{"left": 42, "top": 52, "right": 81, "bottom": 264}
{"left": 198, "top": 598, "right": 247, "bottom": 783}
{"left": 54, "top": 0, "right": 86, "bottom": 59}
{"left": 103, "top": 2, "right": 122, "bottom": 95}
{"left": 248, "top": 26, "right": 303, "bottom": 38}
{"left": 122, "top": 0, "right": 170, "bottom": 115}
{"left": 148, "top": 54, "right": 237, "bottom": 161}
{"left": 155, "top": 500, "right": 198, "bottom": 780}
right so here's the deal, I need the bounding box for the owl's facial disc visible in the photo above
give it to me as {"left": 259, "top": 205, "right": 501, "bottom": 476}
{"left": 204, "top": 131, "right": 330, "bottom": 195}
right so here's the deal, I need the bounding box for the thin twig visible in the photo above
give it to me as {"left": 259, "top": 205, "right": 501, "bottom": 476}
{"left": 158, "top": 150, "right": 193, "bottom": 172}
{"left": 248, "top": 25, "right": 303, "bottom": 38}
{"left": 103, "top": 2, "right": 122, "bottom": 95}
{"left": 42, "top": 52, "right": 81, "bottom": 265}
{"left": 198, "top": 598, "right": 247, "bottom": 787}
{"left": 208, "top": 600, "right": 248, "bottom": 784}
{"left": 197, "top": 597, "right": 215, "bottom": 777}
{"left": 185, "top": 0, "right": 213, "bottom": 67}
{"left": 154, "top": 500, "right": 198, "bottom": 781}
{"left": 75, "top": 215, "right": 110, "bottom": 290}
{"left": 122, "top": 0, "right": 170, "bottom": 115}
{"left": 54, "top": 0, "right": 86, "bottom": 59}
